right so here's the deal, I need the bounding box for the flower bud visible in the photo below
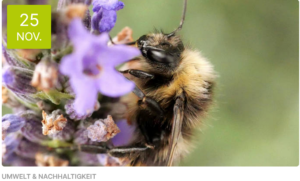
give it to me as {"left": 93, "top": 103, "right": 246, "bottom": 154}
{"left": 3, "top": 153, "right": 36, "bottom": 166}
{"left": 31, "top": 57, "right": 59, "bottom": 92}
{"left": 2, "top": 86, "right": 25, "bottom": 111}
{"left": 2, "top": 67, "right": 36, "bottom": 95}
{"left": 91, "top": 9, "right": 103, "bottom": 34}
{"left": 2, "top": 47, "right": 29, "bottom": 68}
{"left": 19, "top": 111, "right": 50, "bottom": 143}
{"left": 15, "top": 138, "right": 47, "bottom": 159}
{"left": 2, "top": 134, "right": 22, "bottom": 158}
{"left": 2, "top": 114, "right": 26, "bottom": 140}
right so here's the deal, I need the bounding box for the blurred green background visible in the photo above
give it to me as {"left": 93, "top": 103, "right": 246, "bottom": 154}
{"left": 2, "top": 0, "right": 299, "bottom": 166}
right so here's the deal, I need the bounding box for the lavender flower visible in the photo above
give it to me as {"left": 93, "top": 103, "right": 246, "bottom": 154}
{"left": 3, "top": 153, "right": 36, "bottom": 166}
{"left": 2, "top": 114, "right": 26, "bottom": 140}
{"left": 65, "top": 100, "right": 100, "bottom": 121}
{"left": 20, "top": 112, "right": 50, "bottom": 144}
{"left": 2, "top": 66, "right": 36, "bottom": 95}
{"left": 2, "top": 134, "right": 22, "bottom": 158}
{"left": 93, "top": 0, "right": 124, "bottom": 12}
{"left": 60, "top": 18, "right": 140, "bottom": 115}
{"left": 2, "top": 86, "right": 24, "bottom": 111}
{"left": 87, "top": 115, "right": 120, "bottom": 142}
{"left": 15, "top": 138, "right": 46, "bottom": 159}
{"left": 92, "top": 0, "right": 124, "bottom": 33}
{"left": 2, "top": 47, "right": 29, "bottom": 68}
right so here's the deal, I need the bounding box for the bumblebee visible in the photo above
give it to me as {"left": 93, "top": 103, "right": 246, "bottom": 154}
{"left": 79, "top": 0, "right": 216, "bottom": 166}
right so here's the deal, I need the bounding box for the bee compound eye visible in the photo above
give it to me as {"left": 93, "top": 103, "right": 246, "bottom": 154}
{"left": 147, "top": 49, "right": 173, "bottom": 63}
{"left": 137, "top": 35, "right": 147, "bottom": 45}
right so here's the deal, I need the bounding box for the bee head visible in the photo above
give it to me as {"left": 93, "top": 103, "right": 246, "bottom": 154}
{"left": 125, "top": 0, "right": 187, "bottom": 73}
{"left": 136, "top": 33, "right": 185, "bottom": 72}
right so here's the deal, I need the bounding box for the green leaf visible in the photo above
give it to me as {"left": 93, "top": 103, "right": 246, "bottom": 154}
{"left": 33, "top": 90, "right": 74, "bottom": 105}
{"left": 41, "top": 140, "right": 73, "bottom": 148}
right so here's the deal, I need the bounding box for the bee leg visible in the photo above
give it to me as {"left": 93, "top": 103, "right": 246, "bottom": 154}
{"left": 75, "top": 144, "right": 109, "bottom": 154}
{"left": 138, "top": 97, "right": 164, "bottom": 117}
{"left": 133, "top": 86, "right": 164, "bottom": 116}
{"left": 108, "top": 145, "right": 149, "bottom": 158}
{"left": 74, "top": 144, "right": 149, "bottom": 158}
{"left": 119, "top": 69, "right": 154, "bottom": 79}
{"left": 133, "top": 86, "right": 164, "bottom": 146}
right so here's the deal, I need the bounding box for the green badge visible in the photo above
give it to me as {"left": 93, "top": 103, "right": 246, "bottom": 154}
{"left": 7, "top": 5, "right": 51, "bottom": 49}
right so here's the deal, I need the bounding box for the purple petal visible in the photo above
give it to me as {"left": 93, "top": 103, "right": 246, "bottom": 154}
{"left": 60, "top": 54, "right": 83, "bottom": 77}
{"left": 98, "top": 45, "right": 141, "bottom": 67}
{"left": 93, "top": 0, "right": 120, "bottom": 11}
{"left": 3, "top": 134, "right": 21, "bottom": 157}
{"left": 91, "top": 10, "right": 103, "bottom": 31}
{"left": 98, "top": 68, "right": 134, "bottom": 97}
{"left": 98, "top": 10, "right": 117, "bottom": 32}
{"left": 3, "top": 153, "right": 36, "bottom": 166}
{"left": 65, "top": 100, "right": 96, "bottom": 121}
{"left": 21, "top": 120, "right": 50, "bottom": 144}
{"left": 111, "top": 119, "right": 135, "bottom": 146}
{"left": 115, "top": 1, "right": 124, "bottom": 11}
{"left": 2, "top": 114, "right": 26, "bottom": 138}
{"left": 68, "top": 18, "right": 90, "bottom": 47}
{"left": 2, "top": 67, "right": 37, "bottom": 95}
{"left": 93, "top": 32, "right": 110, "bottom": 47}
{"left": 70, "top": 78, "right": 98, "bottom": 115}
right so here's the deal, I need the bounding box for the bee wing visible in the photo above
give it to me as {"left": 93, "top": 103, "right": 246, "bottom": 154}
{"left": 166, "top": 95, "right": 185, "bottom": 166}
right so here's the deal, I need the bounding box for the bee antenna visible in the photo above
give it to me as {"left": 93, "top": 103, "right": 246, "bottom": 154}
{"left": 167, "top": 0, "right": 187, "bottom": 38}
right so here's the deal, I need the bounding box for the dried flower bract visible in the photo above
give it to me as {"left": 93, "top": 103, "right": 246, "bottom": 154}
{"left": 41, "top": 110, "right": 67, "bottom": 136}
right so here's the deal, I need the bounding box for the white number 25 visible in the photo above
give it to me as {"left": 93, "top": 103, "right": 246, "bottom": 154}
{"left": 20, "top": 13, "right": 39, "bottom": 27}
